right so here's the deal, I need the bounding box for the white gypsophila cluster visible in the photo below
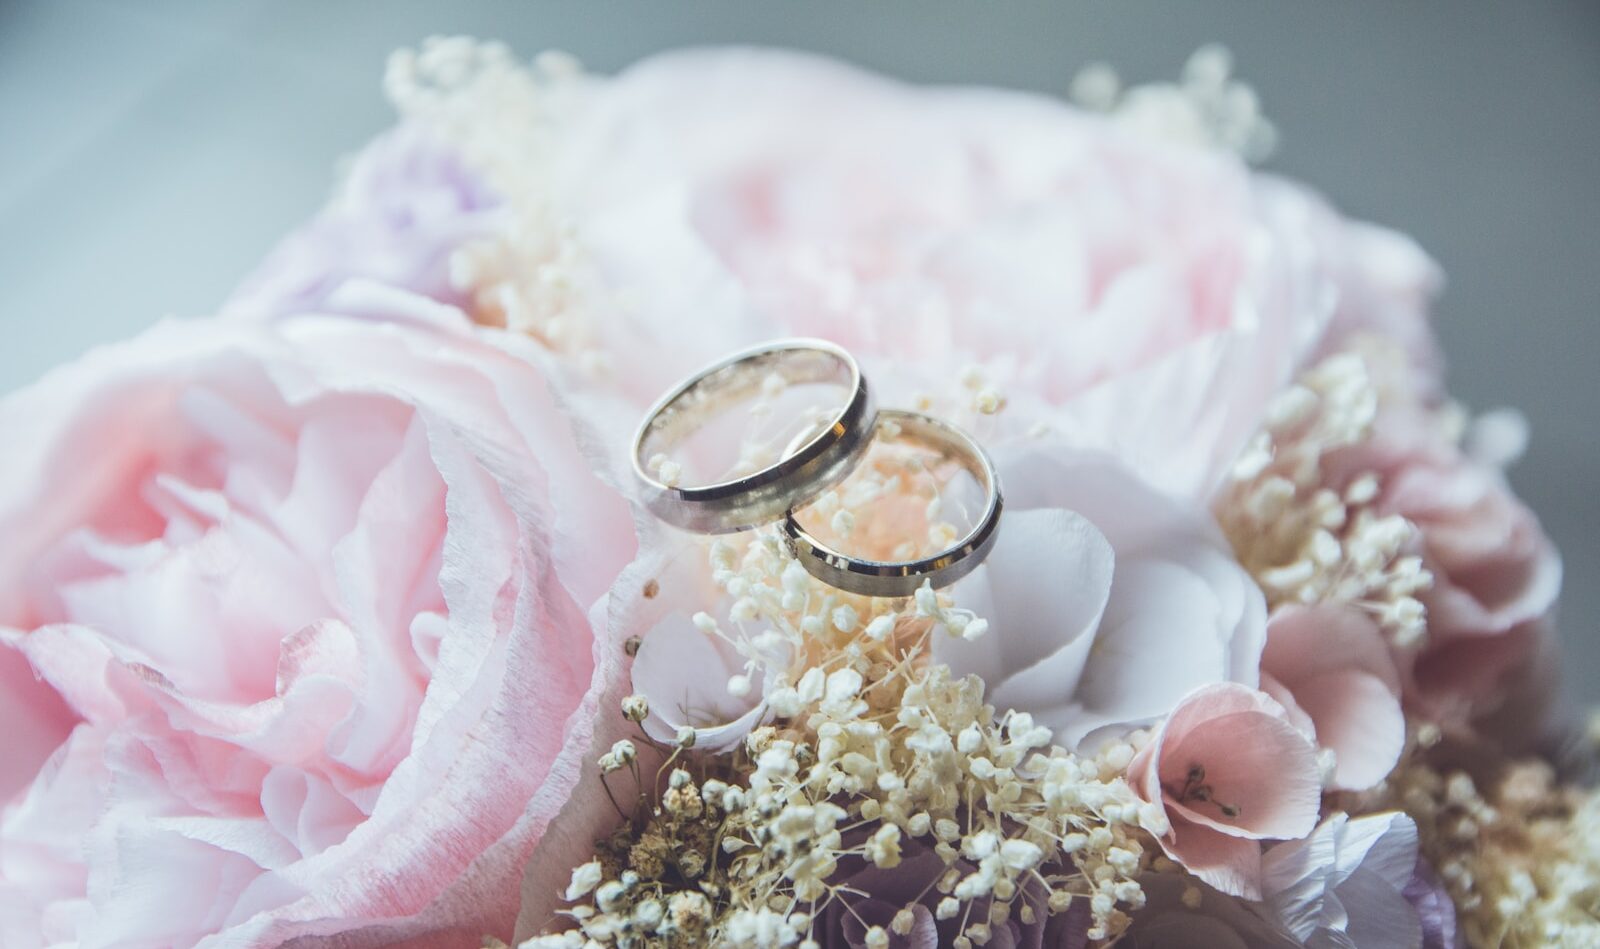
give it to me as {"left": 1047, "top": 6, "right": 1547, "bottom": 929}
{"left": 385, "top": 37, "right": 608, "bottom": 367}
{"left": 1070, "top": 44, "right": 1278, "bottom": 163}
{"left": 1216, "top": 350, "right": 1434, "bottom": 648}
{"left": 1368, "top": 746, "right": 1600, "bottom": 949}
{"left": 530, "top": 509, "right": 1152, "bottom": 948}
{"left": 534, "top": 670, "right": 1153, "bottom": 948}
{"left": 909, "top": 364, "right": 1009, "bottom": 427}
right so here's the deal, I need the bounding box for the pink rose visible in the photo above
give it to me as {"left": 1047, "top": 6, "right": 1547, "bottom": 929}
{"left": 1127, "top": 683, "right": 1322, "bottom": 899}
{"left": 0, "top": 301, "right": 635, "bottom": 947}
{"left": 544, "top": 48, "right": 1388, "bottom": 500}
{"left": 1260, "top": 605, "right": 1405, "bottom": 791}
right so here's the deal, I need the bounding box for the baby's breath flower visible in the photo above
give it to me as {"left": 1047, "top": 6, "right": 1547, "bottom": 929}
{"left": 1216, "top": 347, "right": 1433, "bottom": 648}
{"left": 1072, "top": 44, "right": 1277, "bottom": 162}
{"left": 1359, "top": 746, "right": 1600, "bottom": 947}
{"left": 386, "top": 38, "right": 610, "bottom": 357}
{"left": 563, "top": 860, "right": 603, "bottom": 901}
{"left": 536, "top": 422, "right": 1149, "bottom": 946}
{"left": 620, "top": 694, "right": 649, "bottom": 723}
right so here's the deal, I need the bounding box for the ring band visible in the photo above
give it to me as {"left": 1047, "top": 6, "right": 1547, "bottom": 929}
{"left": 782, "top": 409, "right": 1003, "bottom": 598}
{"left": 632, "top": 339, "right": 876, "bottom": 534}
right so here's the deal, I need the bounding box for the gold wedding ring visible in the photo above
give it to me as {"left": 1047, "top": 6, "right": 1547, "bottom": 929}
{"left": 633, "top": 342, "right": 1001, "bottom": 596}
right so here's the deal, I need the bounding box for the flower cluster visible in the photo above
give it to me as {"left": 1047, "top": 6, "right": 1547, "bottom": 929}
{"left": 1071, "top": 44, "right": 1280, "bottom": 162}
{"left": 557, "top": 523, "right": 1152, "bottom": 948}
{"left": 387, "top": 39, "right": 1573, "bottom": 949}
{"left": 1358, "top": 736, "right": 1600, "bottom": 948}
{"left": 1217, "top": 347, "right": 1433, "bottom": 649}
{"left": 385, "top": 36, "right": 606, "bottom": 363}
{"left": 0, "top": 33, "right": 1585, "bottom": 949}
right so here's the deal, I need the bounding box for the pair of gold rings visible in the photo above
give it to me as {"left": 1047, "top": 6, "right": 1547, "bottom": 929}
{"left": 631, "top": 339, "right": 1002, "bottom": 598}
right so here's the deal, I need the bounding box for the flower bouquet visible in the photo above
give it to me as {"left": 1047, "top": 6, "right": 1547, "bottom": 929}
{"left": 0, "top": 38, "right": 1591, "bottom": 949}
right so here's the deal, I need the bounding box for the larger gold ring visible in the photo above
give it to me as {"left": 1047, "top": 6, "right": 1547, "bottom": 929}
{"left": 632, "top": 339, "right": 876, "bottom": 534}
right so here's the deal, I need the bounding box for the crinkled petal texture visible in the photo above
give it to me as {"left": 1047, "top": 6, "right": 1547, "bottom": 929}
{"left": 1403, "top": 858, "right": 1463, "bottom": 949}
{"left": 935, "top": 447, "right": 1266, "bottom": 751}
{"left": 543, "top": 48, "right": 1393, "bottom": 500}
{"left": 1127, "top": 684, "right": 1322, "bottom": 900}
{"left": 0, "top": 305, "right": 636, "bottom": 948}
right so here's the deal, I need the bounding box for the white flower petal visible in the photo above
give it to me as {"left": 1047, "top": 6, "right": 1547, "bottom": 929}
{"left": 938, "top": 508, "right": 1112, "bottom": 703}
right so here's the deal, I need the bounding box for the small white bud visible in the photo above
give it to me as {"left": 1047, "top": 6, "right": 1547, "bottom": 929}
{"left": 563, "top": 860, "right": 603, "bottom": 901}
{"left": 620, "top": 694, "right": 649, "bottom": 723}
{"left": 831, "top": 605, "right": 860, "bottom": 633}
{"left": 830, "top": 509, "right": 856, "bottom": 536}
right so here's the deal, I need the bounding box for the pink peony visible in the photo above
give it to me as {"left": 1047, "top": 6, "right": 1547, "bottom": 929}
{"left": 1126, "top": 683, "right": 1322, "bottom": 899}
{"left": 1260, "top": 605, "right": 1405, "bottom": 791}
{"left": 542, "top": 48, "right": 1402, "bottom": 501}
{"left": 0, "top": 300, "right": 636, "bottom": 947}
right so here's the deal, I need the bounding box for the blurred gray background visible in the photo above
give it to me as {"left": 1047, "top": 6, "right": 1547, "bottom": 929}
{"left": 1, "top": 1, "right": 1596, "bottom": 701}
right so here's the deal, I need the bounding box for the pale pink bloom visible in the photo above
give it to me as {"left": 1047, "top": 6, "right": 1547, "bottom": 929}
{"left": 1127, "top": 683, "right": 1322, "bottom": 899}
{"left": 1260, "top": 606, "right": 1405, "bottom": 791}
{"left": 1306, "top": 209, "right": 1445, "bottom": 394}
{"left": 0, "top": 297, "right": 636, "bottom": 948}
{"left": 935, "top": 447, "right": 1266, "bottom": 751}
{"left": 1259, "top": 811, "right": 1423, "bottom": 949}
{"left": 541, "top": 48, "right": 1411, "bottom": 500}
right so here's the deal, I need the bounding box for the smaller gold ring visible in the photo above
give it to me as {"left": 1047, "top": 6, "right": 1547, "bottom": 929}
{"left": 782, "top": 409, "right": 1002, "bottom": 598}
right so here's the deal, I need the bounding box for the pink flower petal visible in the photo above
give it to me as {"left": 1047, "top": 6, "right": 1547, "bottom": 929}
{"left": 1161, "top": 819, "right": 1270, "bottom": 901}
{"left": 1292, "top": 669, "right": 1405, "bottom": 791}
{"left": 1262, "top": 605, "right": 1399, "bottom": 694}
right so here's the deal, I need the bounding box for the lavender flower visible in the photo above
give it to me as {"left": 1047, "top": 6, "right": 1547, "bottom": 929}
{"left": 1404, "top": 858, "right": 1464, "bottom": 949}
{"left": 224, "top": 123, "right": 502, "bottom": 321}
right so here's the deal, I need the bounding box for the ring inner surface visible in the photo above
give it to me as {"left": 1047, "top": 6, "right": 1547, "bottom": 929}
{"left": 790, "top": 413, "right": 992, "bottom": 568}
{"left": 639, "top": 347, "right": 854, "bottom": 493}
